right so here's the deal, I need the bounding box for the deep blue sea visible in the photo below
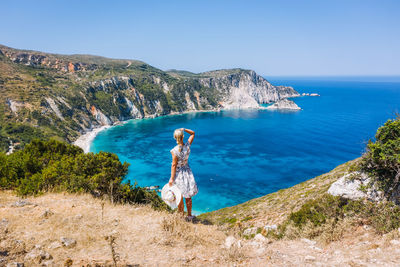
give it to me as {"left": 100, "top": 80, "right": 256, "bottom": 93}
{"left": 90, "top": 77, "right": 400, "bottom": 214}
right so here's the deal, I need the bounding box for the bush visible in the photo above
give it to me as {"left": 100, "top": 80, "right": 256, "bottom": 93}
{"left": 0, "top": 139, "right": 168, "bottom": 210}
{"left": 361, "top": 117, "right": 400, "bottom": 195}
{"left": 274, "top": 194, "right": 400, "bottom": 242}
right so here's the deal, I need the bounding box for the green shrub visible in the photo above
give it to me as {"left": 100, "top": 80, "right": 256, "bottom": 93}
{"left": 361, "top": 117, "right": 400, "bottom": 195}
{"left": 0, "top": 139, "right": 168, "bottom": 210}
{"left": 276, "top": 194, "right": 400, "bottom": 241}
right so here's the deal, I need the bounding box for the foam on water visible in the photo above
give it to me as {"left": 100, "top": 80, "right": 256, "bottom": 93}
{"left": 91, "top": 78, "right": 400, "bottom": 214}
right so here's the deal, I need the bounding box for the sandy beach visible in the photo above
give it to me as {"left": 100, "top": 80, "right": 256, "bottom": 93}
{"left": 73, "top": 125, "right": 110, "bottom": 153}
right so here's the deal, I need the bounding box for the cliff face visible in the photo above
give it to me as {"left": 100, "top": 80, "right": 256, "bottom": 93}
{"left": 0, "top": 44, "right": 299, "bottom": 150}
{"left": 198, "top": 70, "right": 299, "bottom": 109}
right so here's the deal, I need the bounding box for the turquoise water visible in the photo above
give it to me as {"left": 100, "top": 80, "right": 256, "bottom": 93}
{"left": 91, "top": 78, "right": 400, "bottom": 214}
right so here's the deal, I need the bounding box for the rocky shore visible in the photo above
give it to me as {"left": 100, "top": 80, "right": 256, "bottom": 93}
{"left": 266, "top": 99, "right": 301, "bottom": 110}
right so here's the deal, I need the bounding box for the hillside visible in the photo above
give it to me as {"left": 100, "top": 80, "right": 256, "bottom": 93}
{"left": 198, "top": 159, "right": 359, "bottom": 228}
{"left": 0, "top": 44, "right": 299, "bottom": 153}
{"left": 2, "top": 166, "right": 400, "bottom": 266}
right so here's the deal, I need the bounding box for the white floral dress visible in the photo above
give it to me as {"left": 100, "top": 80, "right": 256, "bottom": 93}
{"left": 171, "top": 141, "right": 198, "bottom": 198}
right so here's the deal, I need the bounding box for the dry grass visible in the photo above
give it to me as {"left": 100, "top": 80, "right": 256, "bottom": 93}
{"left": 199, "top": 159, "right": 360, "bottom": 229}
{"left": 2, "top": 190, "right": 400, "bottom": 266}
{"left": 283, "top": 217, "right": 356, "bottom": 245}
{"left": 0, "top": 190, "right": 241, "bottom": 266}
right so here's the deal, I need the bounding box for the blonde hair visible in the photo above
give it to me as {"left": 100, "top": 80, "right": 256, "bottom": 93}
{"left": 173, "top": 129, "right": 184, "bottom": 152}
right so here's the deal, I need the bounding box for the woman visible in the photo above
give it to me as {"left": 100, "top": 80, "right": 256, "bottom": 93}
{"left": 169, "top": 128, "right": 198, "bottom": 219}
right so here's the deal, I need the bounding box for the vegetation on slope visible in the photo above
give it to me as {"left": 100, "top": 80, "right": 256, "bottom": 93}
{"left": 361, "top": 117, "right": 400, "bottom": 196}
{"left": 199, "top": 117, "right": 400, "bottom": 243}
{"left": 0, "top": 45, "right": 240, "bottom": 152}
{"left": 0, "top": 139, "right": 168, "bottom": 210}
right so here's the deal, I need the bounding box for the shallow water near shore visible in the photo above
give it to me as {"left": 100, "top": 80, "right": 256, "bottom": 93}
{"left": 91, "top": 78, "right": 400, "bottom": 214}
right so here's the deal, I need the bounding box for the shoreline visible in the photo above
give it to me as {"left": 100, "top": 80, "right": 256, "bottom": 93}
{"left": 72, "top": 95, "right": 308, "bottom": 153}
{"left": 72, "top": 108, "right": 222, "bottom": 153}
{"left": 73, "top": 125, "right": 111, "bottom": 153}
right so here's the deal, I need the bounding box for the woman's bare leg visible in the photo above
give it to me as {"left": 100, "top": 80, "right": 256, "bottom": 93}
{"left": 185, "top": 198, "right": 192, "bottom": 217}
{"left": 178, "top": 197, "right": 184, "bottom": 216}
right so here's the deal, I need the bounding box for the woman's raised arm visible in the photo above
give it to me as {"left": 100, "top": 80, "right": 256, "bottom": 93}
{"left": 183, "top": 128, "right": 195, "bottom": 145}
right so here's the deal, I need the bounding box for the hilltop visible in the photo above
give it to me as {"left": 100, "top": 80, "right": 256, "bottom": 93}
{"left": 0, "top": 44, "right": 299, "bottom": 153}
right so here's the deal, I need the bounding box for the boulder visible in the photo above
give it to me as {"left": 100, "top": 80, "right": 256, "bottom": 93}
{"left": 305, "top": 255, "right": 316, "bottom": 262}
{"left": 254, "top": 233, "right": 266, "bottom": 243}
{"left": 390, "top": 240, "right": 400, "bottom": 246}
{"left": 48, "top": 241, "right": 62, "bottom": 249}
{"left": 24, "top": 245, "right": 52, "bottom": 264}
{"left": 243, "top": 227, "right": 257, "bottom": 236}
{"left": 301, "top": 238, "right": 316, "bottom": 246}
{"left": 41, "top": 209, "right": 54, "bottom": 218}
{"left": 328, "top": 172, "right": 384, "bottom": 201}
{"left": 11, "top": 200, "right": 35, "bottom": 207}
{"left": 6, "top": 263, "right": 24, "bottom": 267}
{"left": 61, "top": 237, "right": 77, "bottom": 248}
{"left": 224, "top": 236, "right": 236, "bottom": 249}
{"left": 263, "top": 224, "right": 277, "bottom": 231}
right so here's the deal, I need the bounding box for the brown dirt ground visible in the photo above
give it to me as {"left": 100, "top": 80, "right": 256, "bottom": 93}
{"left": 1, "top": 191, "right": 400, "bottom": 266}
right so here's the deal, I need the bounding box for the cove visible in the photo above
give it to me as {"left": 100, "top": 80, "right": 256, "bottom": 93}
{"left": 90, "top": 78, "right": 400, "bottom": 214}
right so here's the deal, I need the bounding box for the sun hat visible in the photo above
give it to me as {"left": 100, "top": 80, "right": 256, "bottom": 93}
{"left": 161, "top": 183, "right": 182, "bottom": 209}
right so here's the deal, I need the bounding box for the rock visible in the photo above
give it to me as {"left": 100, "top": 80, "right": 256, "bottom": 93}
{"left": 11, "top": 200, "right": 35, "bottom": 207}
{"left": 6, "top": 99, "right": 23, "bottom": 114}
{"left": 301, "top": 238, "right": 317, "bottom": 246}
{"left": 48, "top": 241, "right": 62, "bottom": 249}
{"left": 256, "top": 247, "right": 266, "bottom": 255}
{"left": 41, "top": 260, "right": 55, "bottom": 266}
{"left": 61, "top": 237, "right": 77, "bottom": 248}
{"left": 109, "top": 230, "right": 118, "bottom": 237}
{"left": 305, "top": 255, "right": 316, "bottom": 262}
{"left": 0, "top": 218, "right": 9, "bottom": 233}
{"left": 236, "top": 240, "right": 242, "bottom": 248}
{"left": 310, "top": 93, "right": 320, "bottom": 96}
{"left": 254, "top": 234, "right": 266, "bottom": 243}
{"left": 249, "top": 240, "right": 262, "bottom": 248}
{"left": 310, "top": 245, "right": 323, "bottom": 252}
{"left": 264, "top": 224, "right": 278, "bottom": 231}
{"left": 41, "top": 209, "right": 54, "bottom": 218}
{"left": 328, "top": 172, "right": 384, "bottom": 201}
{"left": 266, "top": 99, "right": 301, "bottom": 110}
{"left": 224, "top": 236, "right": 236, "bottom": 249}
{"left": 24, "top": 245, "right": 52, "bottom": 263}
{"left": 75, "top": 214, "right": 83, "bottom": 220}
{"left": 6, "top": 263, "right": 24, "bottom": 267}
{"left": 243, "top": 227, "right": 257, "bottom": 236}
{"left": 45, "top": 97, "right": 64, "bottom": 120}
{"left": 390, "top": 240, "right": 400, "bottom": 246}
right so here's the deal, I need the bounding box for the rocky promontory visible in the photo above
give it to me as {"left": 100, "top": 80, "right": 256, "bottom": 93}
{"left": 266, "top": 99, "right": 301, "bottom": 110}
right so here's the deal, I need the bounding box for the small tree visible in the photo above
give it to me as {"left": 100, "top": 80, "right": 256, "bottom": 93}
{"left": 361, "top": 117, "right": 400, "bottom": 198}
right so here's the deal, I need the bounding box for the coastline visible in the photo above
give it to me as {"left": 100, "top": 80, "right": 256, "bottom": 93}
{"left": 73, "top": 125, "right": 111, "bottom": 153}
{"left": 72, "top": 108, "right": 222, "bottom": 153}
{"left": 72, "top": 100, "right": 305, "bottom": 153}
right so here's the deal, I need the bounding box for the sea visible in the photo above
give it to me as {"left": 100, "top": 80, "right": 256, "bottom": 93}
{"left": 90, "top": 76, "right": 400, "bottom": 214}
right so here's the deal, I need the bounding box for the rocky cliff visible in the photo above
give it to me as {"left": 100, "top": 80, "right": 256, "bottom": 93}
{"left": 0, "top": 44, "right": 299, "bottom": 151}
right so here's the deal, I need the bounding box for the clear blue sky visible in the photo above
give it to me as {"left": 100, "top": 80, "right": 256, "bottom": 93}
{"left": 1, "top": 0, "right": 399, "bottom": 76}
